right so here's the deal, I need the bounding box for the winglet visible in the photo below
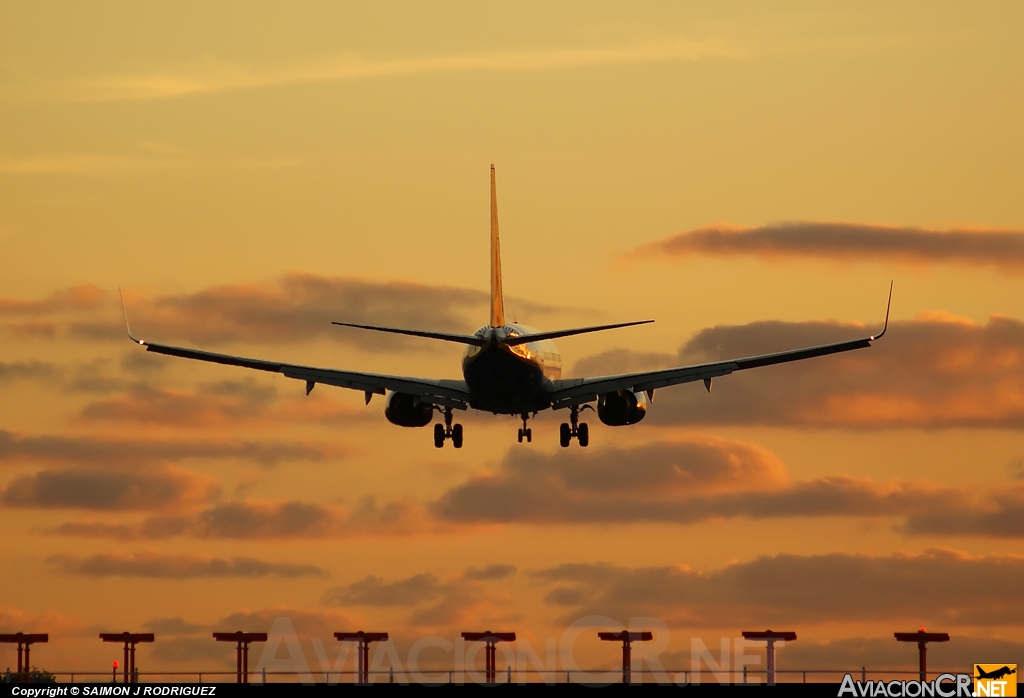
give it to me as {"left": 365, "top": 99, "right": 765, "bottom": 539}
{"left": 119, "top": 288, "right": 145, "bottom": 345}
{"left": 490, "top": 164, "right": 505, "bottom": 328}
{"left": 870, "top": 281, "right": 893, "bottom": 341}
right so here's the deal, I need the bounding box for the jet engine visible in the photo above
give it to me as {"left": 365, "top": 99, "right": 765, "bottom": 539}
{"left": 384, "top": 391, "right": 434, "bottom": 427}
{"left": 597, "top": 389, "right": 648, "bottom": 426}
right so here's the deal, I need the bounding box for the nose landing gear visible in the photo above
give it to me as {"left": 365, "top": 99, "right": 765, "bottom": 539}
{"left": 433, "top": 407, "right": 463, "bottom": 449}
{"left": 559, "top": 405, "right": 591, "bottom": 447}
{"left": 517, "top": 413, "right": 532, "bottom": 443}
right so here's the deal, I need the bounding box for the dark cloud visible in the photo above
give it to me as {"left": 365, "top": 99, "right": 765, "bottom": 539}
{"left": 151, "top": 637, "right": 234, "bottom": 663}
{"left": 0, "top": 360, "right": 55, "bottom": 382}
{"left": 324, "top": 573, "right": 443, "bottom": 607}
{"left": 76, "top": 380, "right": 370, "bottom": 429}
{"left": 0, "top": 274, "right": 570, "bottom": 349}
{"left": 50, "top": 552, "right": 326, "bottom": 579}
{"left": 1, "top": 466, "right": 217, "bottom": 511}
{"left": 903, "top": 483, "right": 1024, "bottom": 538}
{"left": 573, "top": 315, "right": 1024, "bottom": 430}
{"left": 46, "top": 521, "right": 138, "bottom": 538}
{"left": 322, "top": 570, "right": 516, "bottom": 630}
{"left": 463, "top": 564, "right": 516, "bottom": 581}
{"left": 142, "top": 617, "right": 207, "bottom": 635}
{"left": 1008, "top": 457, "right": 1024, "bottom": 481}
{"left": 0, "top": 429, "right": 342, "bottom": 467}
{"left": 432, "top": 438, "right": 962, "bottom": 526}
{"left": 78, "top": 380, "right": 278, "bottom": 426}
{"left": 532, "top": 549, "right": 1024, "bottom": 627}
{"left": 631, "top": 222, "right": 1024, "bottom": 269}
{"left": 141, "top": 501, "right": 342, "bottom": 539}
{"left": 47, "top": 497, "right": 428, "bottom": 540}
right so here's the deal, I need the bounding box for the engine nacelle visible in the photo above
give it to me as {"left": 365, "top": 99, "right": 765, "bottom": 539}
{"left": 384, "top": 391, "right": 434, "bottom": 427}
{"left": 597, "top": 389, "right": 648, "bottom": 426}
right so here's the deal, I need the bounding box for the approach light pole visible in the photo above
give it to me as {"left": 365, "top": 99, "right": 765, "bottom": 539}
{"left": 895, "top": 628, "right": 949, "bottom": 682}
{"left": 598, "top": 631, "right": 653, "bottom": 684}
{"left": 461, "top": 632, "right": 516, "bottom": 684}
{"left": 334, "top": 632, "right": 389, "bottom": 684}
{"left": 99, "top": 632, "right": 154, "bottom": 683}
{"left": 742, "top": 630, "right": 797, "bottom": 685}
{"left": 0, "top": 633, "right": 47, "bottom": 682}
{"left": 213, "top": 632, "right": 267, "bottom": 683}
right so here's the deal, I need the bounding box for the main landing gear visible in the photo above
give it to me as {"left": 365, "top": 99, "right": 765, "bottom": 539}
{"left": 560, "top": 405, "right": 591, "bottom": 448}
{"left": 517, "top": 414, "right": 532, "bottom": 443}
{"left": 434, "top": 407, "right": 463, "bottom": 449}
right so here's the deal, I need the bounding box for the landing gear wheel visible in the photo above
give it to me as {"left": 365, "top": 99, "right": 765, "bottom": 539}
{"left": 525, "top": 428, "right": 532, "bottom": 443}
{"left": 451, "top": 423, "right": 463, "bottom": 449}
{"left": 434, "top": 423, "right": 445, "bottom": 448}
{"left": 559, "top": 423, "right": 571, "bottom": 448}
{"left": 517, "top": 429, "right": 524, "bottom": 443}
{"left": 577, "top": 422, "right": 589, "bottom": 447}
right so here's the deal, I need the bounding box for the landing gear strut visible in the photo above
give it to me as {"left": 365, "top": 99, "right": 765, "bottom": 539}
{"left": 517, "top": 413, "right": 532, "bottom": 444}
{"left": 434, "top": 407, "right": 463, "bottom": 449}
{"left": 560, "top": 405, "right": 591, "bottom": 448}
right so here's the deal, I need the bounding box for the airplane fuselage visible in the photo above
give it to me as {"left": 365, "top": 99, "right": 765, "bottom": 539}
{"left": 462, "top": 324, "right": 561, "bottom": 414}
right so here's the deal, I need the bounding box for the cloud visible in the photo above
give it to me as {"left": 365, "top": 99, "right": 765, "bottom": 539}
{"left": 49, "top": 552, "right": 326, "bottom": 579}
{"left": 463, "top": 564, "right": 517, "bottom": 581}
{"left": 141, "top": 501, "right": 345, "bottom": 540}
{"left": 150, "top": 638, "right": 234, "bottom": 663}
{"left": 142, "top": 617, "right": 207, "bottom": 635}
{"left": 432, "top": 437, "right": 962, "bottom": 526}
{"left": 1008, "top": 457, "right": 1024, "bottom": 481}
{"left": 0, "top": 284, "right": 109, "bottom": 316}
{"left": 532, "top": 549, "right": 1024, "bottom": 628}
{"left": 324, "top": 573, "right": 443, "bottom": 607}
{"left": 76, "top": 380, "right": 371, "bottom": 429}
{"left": 69, "top": 41, "right": 733, "bottom": 102}
{"left": 631, "top": 222, "right": 1024, "bottom": 270}
{"left": 1, "top": 466, "right": 218, "bottom": 511}
{"left": 141, "top": 606, "right": 359, "bottom": 664}
{"left": 48, "top": 497, "right": 429, "bottom": 540}
{"left": 0, "top": 429, "right": 342, "bottom": 468}
{"left": 0, "top": 361, "right": 56, "bottom": 382}
{"left": 78, "top": 380, "right": 277, "bottom": 426}
{"left": 322, "top": 567, "right": 517, "bottom": 630}
{"left": 0, "top": 606, "right": 85, "bottom": 636}
{"left": 573, "top": 315, "right": 1024, "bottom": 429}
{"left": 123, "top": 273, "right": 563, "bottom": 348}
{"left": 902, "top": 483, "right": 1024, "bottom": 539}
{"left": 0, "top": 274, "right": 566, "bottom": 350}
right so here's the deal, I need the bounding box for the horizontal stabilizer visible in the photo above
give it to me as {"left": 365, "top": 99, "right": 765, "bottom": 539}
{"left": 504, "top": 320, "right": 654, "bottom": 346}
{"left": 332, "top": 321, "right": 487, "bottom": 346}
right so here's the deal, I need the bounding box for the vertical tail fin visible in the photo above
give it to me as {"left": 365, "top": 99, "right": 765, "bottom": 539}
{"left": 490, "top": 164, "right": 505, "bottom": 328}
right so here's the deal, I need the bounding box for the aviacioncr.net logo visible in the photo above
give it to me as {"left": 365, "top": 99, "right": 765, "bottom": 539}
{"left": 974, "top": 664, "right": 1017, "bottom": 697}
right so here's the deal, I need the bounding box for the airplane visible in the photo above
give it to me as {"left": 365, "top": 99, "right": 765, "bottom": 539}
{"left": 123, "top": 165, "right": 891, "bottom": 449}
{"left": 976, "top": 666, "right": 1016, "bottom": 681}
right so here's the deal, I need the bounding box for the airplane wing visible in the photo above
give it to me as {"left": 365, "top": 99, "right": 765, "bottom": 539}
{"left": 547, "top": 335, "right": 876, "bottom": 407}
{"left": 548, "top": 285, "right": 891, "bottom": 408}
{"left": 124, "top": 325, "right": 470, "bottom": 409}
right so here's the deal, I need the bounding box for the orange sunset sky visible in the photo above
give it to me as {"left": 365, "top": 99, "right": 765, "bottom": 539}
{"left": 1, "top": 1, "right": 1023, "bottom": 679}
